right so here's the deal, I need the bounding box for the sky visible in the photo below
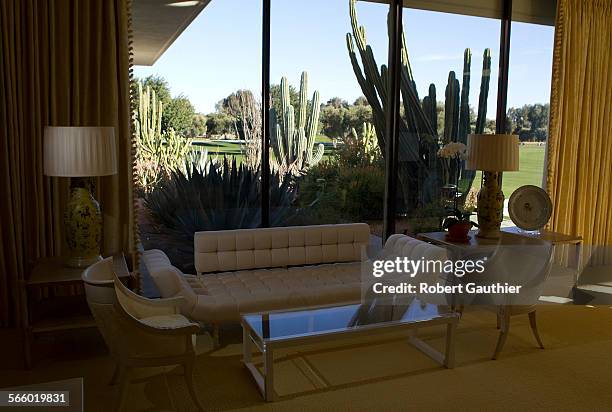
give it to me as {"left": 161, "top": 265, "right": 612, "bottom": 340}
{"left": 134, "top": 0, "right": 555, "bottom": 119}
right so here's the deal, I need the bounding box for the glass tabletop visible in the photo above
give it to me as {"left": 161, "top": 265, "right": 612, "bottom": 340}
{"left": 243, "top": 297, "right": 451, "bottom": 342}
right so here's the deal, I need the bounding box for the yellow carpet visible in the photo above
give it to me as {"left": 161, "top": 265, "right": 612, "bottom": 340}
{"left": 2, "top": 305, "right": 612, "bottom": 411}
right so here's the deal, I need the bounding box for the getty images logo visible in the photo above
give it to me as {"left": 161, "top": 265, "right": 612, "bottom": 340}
{"left": 371, "top": 257, "right": 487, "bottom": 278}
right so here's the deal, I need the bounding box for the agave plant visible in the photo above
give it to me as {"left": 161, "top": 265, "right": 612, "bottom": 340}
{"left": 145, "top": 157, "right": 298, "bottom": 239}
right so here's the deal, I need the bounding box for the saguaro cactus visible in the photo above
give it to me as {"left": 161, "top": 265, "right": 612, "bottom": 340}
{"left": 346, "top": 0, "right": 492, "bottom": 211}
{"left": 270, "top": 72, "right": 324, "bottom": 175}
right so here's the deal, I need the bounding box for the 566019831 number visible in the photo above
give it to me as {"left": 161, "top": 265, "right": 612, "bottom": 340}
{"left": 0, "top": 391, "right": 69, "bottom": 406}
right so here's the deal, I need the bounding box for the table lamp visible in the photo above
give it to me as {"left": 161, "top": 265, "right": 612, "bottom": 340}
{"left": 466, "top": 134, "right": 519, "bottom": 239}
{"left": 44, "top": 127, "right": 117, "bottom": 267}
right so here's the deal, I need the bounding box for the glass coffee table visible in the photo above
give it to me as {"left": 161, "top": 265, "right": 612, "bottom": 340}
{"left": 241, "top": 298, "right": 459, "bottom": 401}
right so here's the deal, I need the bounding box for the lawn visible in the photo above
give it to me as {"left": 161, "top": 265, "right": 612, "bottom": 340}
{"left": 474, "top": 145, "right": 546, "bottom": 196}
{"left": 194, "top": 138, "right": 337, "bottom": 165}
{"left": 190, "top": 140, "right": 546, "bottom": 197}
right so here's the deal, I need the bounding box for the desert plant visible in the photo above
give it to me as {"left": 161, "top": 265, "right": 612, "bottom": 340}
{"left": 335, "top": 122, "right": 381, "bottom": 168}
{"left": 270, "top": 72, "right": 324, "bottom": 175}
{"left": 220, "top": 90, "right": 262, "bottom": 170}
{"left": 296, "top": 161, "right": 385, "bottom": 223}
{"left": 134, "top": 82, "right": 195, "bottom": 192}
{"left": 145, "top": 157, "right": 297, "bottom": 239}
{"left": 346, "top": 0, "right": 492, "bottom": 211}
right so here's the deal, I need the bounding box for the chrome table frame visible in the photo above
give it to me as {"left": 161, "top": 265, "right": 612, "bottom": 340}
{"left": 241, "top": 306, "right": 459, "bottom": 401}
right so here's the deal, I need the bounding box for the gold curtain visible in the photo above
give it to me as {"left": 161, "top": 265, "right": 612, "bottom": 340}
{"left": 0, "top": 0, "right": 134, "bottom": 327}
{"left": 547, "top": 0, "right": 612, "bottom": 265}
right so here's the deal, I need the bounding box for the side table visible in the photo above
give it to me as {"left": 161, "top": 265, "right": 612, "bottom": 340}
{"left": 23, "top": 255, "right": 130, "bottom": 368}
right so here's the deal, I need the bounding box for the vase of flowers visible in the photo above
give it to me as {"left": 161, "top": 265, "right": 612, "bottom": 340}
{"left": 437, "top": 142, "right": 468, "bottom": 210}
{"left": 437, "top": 142, "right": 478, "bottom": 240}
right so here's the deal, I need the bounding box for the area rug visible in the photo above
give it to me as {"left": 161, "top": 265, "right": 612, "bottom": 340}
{"left": 153, "top": 305, "right": 612, "bottom": 411}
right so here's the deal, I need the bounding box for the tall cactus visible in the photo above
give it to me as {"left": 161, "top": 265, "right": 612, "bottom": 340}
{"left": 346, "top": 0, "right": 491, "bottom": 212}
{"left": 270, "top": 72, "right": 324, "bottom": 175}
{"left": 458, "top": 49, "right": 491, "bottom": 196}
{"left": 475, "top": 49, "right": 492, "bottom": 134}
{"left": 135, "top": 83, "right": 163, "bottom": 150}
{"left": 134, "top": 82, "right": 194, "bottom": 192}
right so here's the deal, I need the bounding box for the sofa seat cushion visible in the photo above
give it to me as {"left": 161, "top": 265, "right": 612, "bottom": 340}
{"left": 191, "top": 262, "right": 363, "bottom": 323}
{"left": 140, "top": 313, "right": 193, "bottom": 329}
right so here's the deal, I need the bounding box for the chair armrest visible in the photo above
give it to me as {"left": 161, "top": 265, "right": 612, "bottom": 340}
{"left": 114, "top": 269, "right": 186, "bottom": 317}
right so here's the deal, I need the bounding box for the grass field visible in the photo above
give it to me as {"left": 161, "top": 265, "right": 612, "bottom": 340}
{"left": 194, "top": 137, "right": 337, "bottom": 166}
{"left": 474, "top": 145, "right": 545, "bottom": 195}
{"left": 193, "top": 140, "right": 546, "bottom": 196}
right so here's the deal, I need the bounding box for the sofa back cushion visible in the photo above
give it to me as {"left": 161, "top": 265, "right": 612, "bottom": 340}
{"left": 194, "top": 223, "right": 370, "bottom": 275}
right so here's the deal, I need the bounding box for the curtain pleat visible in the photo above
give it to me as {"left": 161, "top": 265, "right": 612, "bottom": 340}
{"left": 547, "top": 0, "right": 612, "bottom": 266}
{"left": 0, "top": 0, "right": 134, "bottom": 328}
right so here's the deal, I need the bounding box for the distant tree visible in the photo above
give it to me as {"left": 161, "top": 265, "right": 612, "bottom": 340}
{"left": 206, "top": 112, "right": 234, "bottom": 136}
{"left": 137, "top": 75, "right": 201, "bottom": 138}
{"left": 163, "top": 95, "right": 196, "bottom": 135}
{"left": 484, "top": 119, "right": 496, "bottom": 134}
{"left": 326, "top": 97, "right": 349, "bottom": 109}
{"left": 353, "top": 96, "right": 369, "bottom": 106}
{"left": 270, "top": 83, "right": 298, "bottom": 114}
{"left": 140, "top": 75, "right": 172, "bottom": 105}
{"left": 319, "top": 97, "right": 372, "bottom": 140}
{"left": 320, "top": 104, "right": 348, "bottom": 139}
{"left": 345, "top": 104, "right": 373, "bottom": 132}
{"left": 188, "top": 114, "right": 208, "bottom": 138}
{"left": 505, "top": 103, "right": 549, "bottom": 141}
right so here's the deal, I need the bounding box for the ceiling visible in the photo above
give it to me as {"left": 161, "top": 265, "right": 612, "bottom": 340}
{"left": 131, "top": 0, "right": 210, "bottom": 66}
{"left": 361, "top": 0, "right": 557, "bottom": 26}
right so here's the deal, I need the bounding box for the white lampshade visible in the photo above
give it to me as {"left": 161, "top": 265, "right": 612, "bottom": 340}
{"left": 44, "top": 127, "right": 117, "bottom": 177}
{"left": 465, "top": 134, "right": 519, "bottom": 172}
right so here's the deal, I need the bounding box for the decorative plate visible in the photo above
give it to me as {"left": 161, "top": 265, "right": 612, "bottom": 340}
{"left": 508, "top": 185, "right": 552, "bottom": 231}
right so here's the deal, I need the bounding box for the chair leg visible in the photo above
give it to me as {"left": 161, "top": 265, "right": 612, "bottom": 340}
{"left": 109, "top": 360, "right": 121, "bottom": 385}
{"left": 528, "top": 310, "right": 545, "bottom": 349}
{"left": 212, "top": 325, "right": 220, "bottom": 349}
{"left": 114, "top": 366, "right": 131, "bottom": 412}
{"left": 492, "top": 309, "right": 510, "bottom": 360}
{"left": 184, "top": 361, "right": 205, "bottom": 411}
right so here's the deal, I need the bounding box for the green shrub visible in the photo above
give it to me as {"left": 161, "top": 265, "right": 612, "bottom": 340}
{"left": 295, "top": 161, "right": 385, "bottom": 224}
{"left": 341, "top": 166, "right": 385, "bottom": 220}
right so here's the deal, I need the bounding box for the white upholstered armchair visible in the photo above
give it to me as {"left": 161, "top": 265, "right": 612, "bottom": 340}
{"left": 459, "top": 237, "right": 554, "bottom": 359}
{"left": 83, "top": 258, "right": 205, "bottom": 411}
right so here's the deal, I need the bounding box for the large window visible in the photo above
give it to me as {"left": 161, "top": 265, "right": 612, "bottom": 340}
{"left": 504, "top": 20, "right": 555, "bottom": 195}
{"left": 269, "top": 0, "right": 387, "bottom": 242}
{"left": 131, "top": 0, "right": 557, "bottom": 274}
{"left": 133, "top": 0, "right": 262, "bottom": 275}
{"left": 394, "top": 8, "right": 501, "bottom": 236}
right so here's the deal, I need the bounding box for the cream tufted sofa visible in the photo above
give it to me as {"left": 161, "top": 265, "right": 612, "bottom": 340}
{"left": 142, "top": 224, "right": 449, "bottom": 328}
{"left": 144, "top": 224, "right": 371, "bottom": 325}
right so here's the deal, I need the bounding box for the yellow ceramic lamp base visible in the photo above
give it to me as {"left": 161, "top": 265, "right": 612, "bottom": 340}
{"left": 64, "top": 186, "right": 102, "bottom": 267}
{"left": 476, "top": 171, "right": 504, "bottom": 239}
